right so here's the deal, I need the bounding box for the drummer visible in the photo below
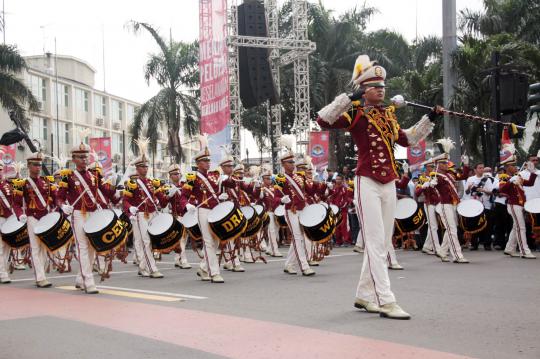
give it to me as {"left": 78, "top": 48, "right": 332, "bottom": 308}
{"left": 415, "top": 162, "right": 441, "bottom": 256}
{"left": 257, "top": 166, "right": 282, "bottom": 257}
{"left": 0, "top": 162, "right": 14, "bottom": 284}
{"left": 328, "top": 174, "right": 352, "bottom": 247}
{"left": 56, "top": 137, "right": 114, "bottom": 294}
{"left": 167, "top": 163, "right": 191, "bottom": 269}
{"left": 13, "top": 152, "right": 57, "bottom": 288}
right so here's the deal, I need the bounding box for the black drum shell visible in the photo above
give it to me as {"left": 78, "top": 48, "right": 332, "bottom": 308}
{"left": 85, "top": 212, "right": 128, "bottom": 253}
{"left": 36, "top": 213, "right": 73, "bottom": 252}
{"left": 186, "top": 224, "right": 202, "bottom": 241}
{"left": 1, "top": 222, "right": 29, "bottom": 249}
{"left": 210, "top": 206, "right": 247, "bottom": 242}
{"left": 458, "top": 212, "right": 487, "bottom": 233}
{"left": 395, "top": 205, "right": 426, "bottom": 234}
{"left": 301, "top": 207, "right": 335, "bottom": 243}
{"left": 149, "top": 217, "right": 184, "bottom": 252}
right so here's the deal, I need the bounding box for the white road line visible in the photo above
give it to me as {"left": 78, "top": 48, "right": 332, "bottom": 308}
{"left": 96, "top": 285, "right": 207, "bottom": 300}
{"left": 10, "top": 267, "right": 177, "bottom": 283}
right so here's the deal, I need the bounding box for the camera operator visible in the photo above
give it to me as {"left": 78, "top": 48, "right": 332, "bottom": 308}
{"left": 463, "top": 163, "right": 494, "bottom": 250}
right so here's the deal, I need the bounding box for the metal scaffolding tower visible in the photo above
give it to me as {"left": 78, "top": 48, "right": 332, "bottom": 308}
{"left": 227, "top": 0, "right": 315, "bottom": 165}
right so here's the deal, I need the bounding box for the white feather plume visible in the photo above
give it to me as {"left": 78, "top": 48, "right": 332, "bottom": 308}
{"left": 13, "top": 161, "right": 25, "bottom": 175}
{"left": 134, "top": 137, "right": 150, "bottom": 156}
{"left": 198, "top": 134, "right": 209, "bottom": 150}
{"left": 281, "top": 134, "right": 295, "bottom": 151}
{"left": 51, "top": 154, "right": 69, "bottom": 168}
{"left": 78, "top": 127, "right": 91, "bottom": 143}
{"left": 249, "top": 165, "right": 260, "bottom": 178}
{"left": 436, "top": 137, "right": 455, "bottom": 154}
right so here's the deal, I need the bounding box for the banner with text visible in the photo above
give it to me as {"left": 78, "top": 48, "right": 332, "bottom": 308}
{"left": 309, "top": 131, "right": 329, "bottom": 170}
{"left": 407, "top": 139, "right": 426, "bottom": 166}
{"left": 89, "top": 137, "right": 112, "bottom": 175}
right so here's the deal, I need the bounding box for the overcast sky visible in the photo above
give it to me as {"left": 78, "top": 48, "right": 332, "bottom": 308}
{"left": 6, "top": 0, "right": 484, "bottom": 159}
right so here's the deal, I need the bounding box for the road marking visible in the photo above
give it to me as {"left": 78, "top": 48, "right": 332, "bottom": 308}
{"left": 56, "top": 286, "right": 183, "bottom": 302}
{"left": 9, "top": 268, "right": 176, "bottom": 283}
{"left": 97, "top": 285, "right": 207, "bottom": 300}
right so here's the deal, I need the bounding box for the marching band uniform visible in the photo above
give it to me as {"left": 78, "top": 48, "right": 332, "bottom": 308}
{"left": 122, "top": 157, "right": 167, "bottom": 278}
{"left": 0, "top": 163, "right": 13, "bottom": 284}
{"left": 328, "top": 180, "right": 352, "bottom": 246}
{"left": 316, "top": 55, "right": 435, "bottom": 319}
{"left": 257, "top": 169, "right": 282, "bottom": 257}
{"left": 415, "top": 168, "right": 441, "bottom": 256}
{"left": 13, "top": 153, "right": 57, "bottom": 287}
{"left": 167, "top": 164, "right": 191, "bottom": 269}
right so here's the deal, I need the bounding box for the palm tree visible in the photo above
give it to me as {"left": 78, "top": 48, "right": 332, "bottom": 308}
{"left": 127, "top": 21, "right": 199, "bottom": 162}
{"left": 0, "top": 44, "right": 39, "bottom": 128}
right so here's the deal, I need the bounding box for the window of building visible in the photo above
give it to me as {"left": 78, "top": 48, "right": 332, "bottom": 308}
{"left": 64, "top": 86, "right": 69, "bottom": 107}
{"left": 127, "top": 104, "right": 135, "bottom": 124}
{"left": 54, "top": 83, "right": 69, "bottom": 108}
{"left": 111, "top": 100, "right": 123, "bottom": 122}
{"left": 25, "top": 74, "right": 46, "bottom": 103}
{"left": 30, "top": 117, "right": 48, "bottom": 143}
{"left": 112, "top": 133, "right": 123, "bottom": 155}
{"left": 75, "top": 89, "right": 89, "bottom": 113}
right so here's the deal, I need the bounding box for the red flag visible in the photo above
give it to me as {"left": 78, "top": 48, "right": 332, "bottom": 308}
{"left": 309, "top": 131, "right": 329, "bottom": 170}
{"left": 407, "top": 139, "right": 426, "bottom": 166}
{"left": 501, "top": 126, "right": 511, "bottom": 145}
{"left": 0, "top": 144, "right": 17, "bottom": 177}
{"left": 89, "top": 137, "right": 112, "bottom": 175}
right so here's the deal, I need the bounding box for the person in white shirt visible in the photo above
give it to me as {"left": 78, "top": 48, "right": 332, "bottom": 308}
{"left": 464, "top": 163, "right": 494, "bottom": 250}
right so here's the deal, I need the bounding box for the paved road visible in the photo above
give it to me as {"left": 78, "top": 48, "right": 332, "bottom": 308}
{"left": 1, "top": 247, "right": 539, "bottom": 359}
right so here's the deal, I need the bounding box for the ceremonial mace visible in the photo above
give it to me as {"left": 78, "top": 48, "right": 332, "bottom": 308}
{"left": 390, "top": 95, "right": 526, "bottom": 130}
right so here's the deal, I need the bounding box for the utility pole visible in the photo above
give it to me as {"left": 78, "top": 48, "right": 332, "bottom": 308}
{"left": 442, "top": 0, "right": 461, "bottom": 163}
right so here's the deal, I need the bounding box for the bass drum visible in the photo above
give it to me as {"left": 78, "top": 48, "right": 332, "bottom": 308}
{"left": 329, "top": 204, "right": 342, "bottom": 227}
{"left": 299, "top": 204, "right": 335, "bottom": 243}
{"left": 180, "top": 210, "right": 202, "bottom": 241}
{"left": 253, "top": 204, "right": 269, "bottom": 228}
{"left": 33, "top": 212, "right": 73, "bottom": 252}
{"left": 395, "top": 198, "right": 426, "bottom": 234}
{"left": 241, "top": 206, "right": 262, "bottom": 238}
{"left": 524, "top": 198, "right": 540, "bottom": 230}
{"left": 207, "top": 201, "right": 246, "bottom": 243}
{"left": 113, "top": 209, "right": 133, "bottom": 247}
{"left": 457, "top": 199, "right": 487, "bottom": 234}
{"left": 0, "top": 215, "right": 29, "bottom": 249}
{"left": 83, "top": 209, "right": 128, "bottom": 254}
{"left": 274, "top": 205, "right": 288, "bottom": 228}
{"left": 147, "top": 213, "right": 184, "bottom": 252}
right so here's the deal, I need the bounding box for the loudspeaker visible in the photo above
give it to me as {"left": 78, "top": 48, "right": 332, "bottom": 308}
{"left": 498, "top": 73, "right": 529, "bottom": 115}
{"left": 238, "top": 1, "right": 279, "bottom": 109}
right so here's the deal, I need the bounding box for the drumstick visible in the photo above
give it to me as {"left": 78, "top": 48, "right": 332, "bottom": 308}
{"left": 69, "top": 189, "right": 88, "bottom": 208}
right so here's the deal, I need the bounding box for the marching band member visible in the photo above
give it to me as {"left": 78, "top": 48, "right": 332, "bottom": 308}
{"left": 316, "top": 54, "right": 437, "bottom": 319}
{"left": 415, "top": 162, "right": 441, "bottom": 256}
{"left": 328, "top": 174, "right": 352, "bottom": 247}
{"left": 12, "top": 153, "right": 56, "bottom": 288}
{"left": 180, "top": 139, "right": 235, "bottom": 283}
{"left": 257, "top": 166, "right": 282, "bottom": 257}
{"left": 0, "top": 162, "right": 13, "bottom": 284}
{"left": 295, "top": 156, "right": 318, "bottom": 265}
{"left": 275, "top": 137, "right": 315, "bottom": 277}
{"left": 499, "top": 146, "right": 537, "bottom": 259}
{"left": 430, "top": 138, "right": 470, "bottom": 263}
{"left": 122, "top": 139, "right": 166, "bottom": 279}
{"left": 167, "top": 164, "right": 191, "bottom": 269}
{"left": 56, "top": 131, "right": 114, "bottom": 294}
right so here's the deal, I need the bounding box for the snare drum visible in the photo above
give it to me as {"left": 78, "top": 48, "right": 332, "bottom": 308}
{"left": 299, "top": 204, "right": 335, "bottom": 243}
{"left": 253, "top": 204, "right": 269, "bottom": 228}
{"left": 114, "top": 209, "right": 133, "bottom": 247}
{"left": 241, "top": 206, "right": 262, "bottom": 238}
{"left": 83, "top": 209, "right": 128, "bottom": 254}
{"left": 524, "top": 198, "right": 540, "bottom": 230}
{"left": 34, "top": 212, "right": 73, "bottom": 252}
{"left": 208, "top": 201, "right": 246, "bottom": 243}
{"left": 457, "top": 199, "right": 487, "bottom": 234}
{"left": 395, "top": 198, "right": 426, "bottom": 234}
{"left": 0, "top": 215, "right": 29, "bottom": 249}
{"left": 274, "top": 205, "right": 288, "bottom": 228}
{"left": 147, "top": 213, "right": 184, "bottom": 252}
{"left": 329, "top": 204, "right": 342, "bottom": 227}
{"left": 180, "top": 210, "right": 202, "bottom": 241}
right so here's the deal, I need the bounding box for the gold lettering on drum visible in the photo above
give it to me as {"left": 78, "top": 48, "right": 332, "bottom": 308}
{"left": 222, "top": 214, "right": 243, "bottom": 233}
{"left": 101, "top": 222, "right": 124, "bottom": 244}
{"left": 57, "top": 221, "right": 70, "bottom": 238}
{"left": 320, "top": 219, "right": 333, "bottom": 233}
{"left": 413, "top": 210, "right": 424, "bottom": 225}
{"left": 161, "top": 230, "right": 179, "bottom": 244}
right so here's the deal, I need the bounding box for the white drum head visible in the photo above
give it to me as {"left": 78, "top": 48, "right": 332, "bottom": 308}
{"left": 83, "top": 210, "right": 115, "bottom": 233}
{"left": 148, "top": 213, "right": 173, "bottom": 235}
{"left": 395, "top": 198, "right": 418, "bottom": 219}
{"left": 1, "top": 215, "right": 25, "bottom": 234}
{"left": 524, "top": 198, "right": 540, "bottom": 214}
{"left": 113, "top": 209, "right": 123, "bottom": 218}
{"left": 180, "top": 211, "right": 198, "bottom": 228}
{"left": 274, "top": 205, "right": 285, "bottom": 217}
{"left": 240, "top": 206, "right": 255, "bottom": 220}
{"left": 457, "top": 199, "right": 484, "bottom": 218}
{"left": 330, "top": 204, "right": 339, "bottom": 215}
{"left": 299, "top": 204, "right": 327, "bottom": 227}
{"left": 207, "top": 201, "right": 235, "bottom": 223}
{"left": 34, "top": 212, "right": 61, "bottom": 235}
{"left": 253, "top": 204, "right": 264, "bottom": 216}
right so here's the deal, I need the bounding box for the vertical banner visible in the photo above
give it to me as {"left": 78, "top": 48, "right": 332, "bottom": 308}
{"left": 309, "top": 131, "right": 329, "bottom": 170}
{"left": 407, "top": 139, "right": 426, "bottom": 166}
{"left": 0, "top": 144, "right": 17, "bottom": 177}
{"left": 89, "top": 137, "right": 112, "bottom": 175}
{"left": 199, "top": 0, "right": 231, "bottom": 165}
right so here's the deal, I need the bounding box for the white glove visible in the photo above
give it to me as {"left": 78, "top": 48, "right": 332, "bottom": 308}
{"left": 18, "top": 214, "right": 27, "bottom": 224}
{"left": 327, "top": 182, "right": 334, "bottom": 190}
{"left": 129, "top": 206, "right": 138, "bottom": 215}
{"left": 129, "top": 215, "right": 136, "bottom": 221}
{"left": 526, "top": 161, "right": 536, "bottom": 172}
{"left": 461, "top": 155, "right": 470, "bottom": 166}
{"left": 186, "top": 203, "right": 196, "bottom": 213}
{"left": 403, "top": 115, "right": 435, "bottom": 146}
{"left": 429, "top": 178, "right": 438, "bottom": 187}
{"left": 252, "top": 179, "right": 261, "bottom": 188}
{"left": 317, "top": 93, "right": 352, "bottom": 125}
{"left": 220, "top": 175, "right": 229, "bottom": 182}
{"left": 281, "top": 195, "right": 291, "bottom": 204}
{"left": 402, "top": 162, "right": 409, "bottom": 174}
{"left": 62, "top": 204, "right": 74, "bottom": 216}
{"left": 422, "top": 182, "right": 430, "bottom": 189}
{"left": 167, "top": 186, "right": 179, "bottom": 198}
{"left": 510, "top": 176, "right": 520, "bottom": 184}
{"left": 218, "top": 193, "right": 229, "bottom": 201}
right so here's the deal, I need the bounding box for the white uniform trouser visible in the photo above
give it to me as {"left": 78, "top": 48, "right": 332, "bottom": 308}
{"left": 224, "top": 239, "right": 241, "bottom": 267}
{"left": 27, "top": 216, "right": 48, "bottom": 282}
{"left": 355, "top": 224, "right": 364, "bottom": 248}
{"left": 72, "top": 210, "right": 96, "bottom": 289}
{"left": 437, "top": 204, "right": 465, "bottom": 260}
{"left": 506, "top": 205, "right": 532, "bottom": 255}
{"left": 386, "top": 233, "right": 399, "bottom": 266}
{"left": 198, "top": 208, "right": 221, "bottom": 276}
{"left": 174, "top": 220, "right": 189, "bottom": 265}
{"left": 422, "top": 204, "right": 441, "bottom": 253}
{"left": 0, "top": 217, "right": 10, "bottom": 280}
{"left": 266, "top": 212, "right": 280, "bottom": 254}
{"left": 131, "top": 212, "right": 158, "bottom": 274}
{"left": 258, "top": 231, "right": 267, "bottom": 251}
{"left": 354, "top": 176, "right": 396, "bottom": 306}
{"left": 284, "top": 209, "right": 310, "bottom": 271}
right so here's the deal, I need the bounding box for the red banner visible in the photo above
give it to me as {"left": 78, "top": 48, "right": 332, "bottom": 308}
{"left": 309, "top": 131, "right": 329, "bottom": 170}
{"left": 199, "top": 0, "right": 230, "bottom": 135}
{"left": 89, "top": 137, "right": 112, "bottom": 175}
{"left": 0, "top": 144, "right": 17, "bottom": 177}
{"left": 407, "top": 139, "right": 426, "bottom": 166}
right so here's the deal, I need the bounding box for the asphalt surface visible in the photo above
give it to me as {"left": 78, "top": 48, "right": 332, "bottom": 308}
{"left": 1, "top": 247, "right": 539, "bottom": 359}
